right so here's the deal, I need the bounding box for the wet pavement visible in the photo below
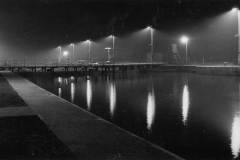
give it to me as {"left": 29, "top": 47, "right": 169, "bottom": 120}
{"left": 0, "top": 72, "right": 75, "bottom": 160}
{"left": 0, "top": 116, "right": 74, "bottom": 159}
{"left": 0, "top": 74, "right": 26, "bottom": 108}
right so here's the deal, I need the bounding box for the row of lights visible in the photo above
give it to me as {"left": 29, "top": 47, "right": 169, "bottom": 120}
{"left": 56, "top": 6, "right": 240, "bottom": 65}
{"left": 58, "top": 35, "right": 115, "bottom": 64}
{"left": 57, "top": 27, "right": 189, "bottom": 64}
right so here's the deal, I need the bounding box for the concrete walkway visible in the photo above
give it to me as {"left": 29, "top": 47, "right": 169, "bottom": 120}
{"left": 2, "top": 71, "right": 185, "bottom": 160}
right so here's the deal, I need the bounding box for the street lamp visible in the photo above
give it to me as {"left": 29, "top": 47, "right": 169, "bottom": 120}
{"left": 110, "top": 35, "right": 115, "bottom": 63}
{"left": 180, "top": 36, "right": 189, "bottom": 64}
{"left": 86, "top": 40, "right": 92, "bottom": 64}
{"left": 232, "top": 7, "right": 238, "bottom": 12}
{"left": 63, "top": 51, "right": 69, "bottom": 65}
{"left": 57, "top": 46, "right": 61, "bottom": 65}
{"left": 63, "top": 50, "right": 69, "bottom": 57}
{"left": 105, "top": 47, "right": 112, "bottom": 62}
{"left": 147, "top": 26, "right": 153, "bottom": 63}
{"left": 232, "top": 7, "right": 240, "bottom": 64}
{"left": 70, "top": 43, "right": 75, "bottom": 64}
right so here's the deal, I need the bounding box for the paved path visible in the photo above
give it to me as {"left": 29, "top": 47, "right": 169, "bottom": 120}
{"left": 2, "top": 71, "right": 185, "bottom": 160}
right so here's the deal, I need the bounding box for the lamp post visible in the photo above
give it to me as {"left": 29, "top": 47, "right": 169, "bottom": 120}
{"left": 63, "top": 51, "right": 69, "bottom": 65}
{"left": 232, "top": 7, "right": 240, "bottom": 64}
{"left": 105, "top": 47, "right": 112, "bottom": 62}
{"left": 86, "top": 40, "right": 91, "bottom": 64}
{"left": 147, "top": 26, "right": 153, "bottom": 63}
{"left": 58, "top": 46, "right": 62, "bottom": 65}
{"left": 70, "top": 43, "right": 75, "bottom": 64}
{"left": 63, "top": 51, "right": 69, "bottom": 57}
{"left": 237, "top": 8, "right": 240, "bottom": 65}
{"left": 110, "top": 35, "right": 115, "bottom": 63}
{"left": 180, "top": 36, "right": 189, "bottom": 65}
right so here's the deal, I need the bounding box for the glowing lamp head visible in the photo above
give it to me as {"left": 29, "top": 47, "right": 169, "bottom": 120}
{"left": 86, "top": 39, "right": 91, "bottom": 43}
{"left": 110, "top": 35, "right": 115, "bottom": 40}
{"left": 146, "top": 26, "right": 152, "bottom": 30}
{"left": 70, "top": 43, "right": 74, "bottom": 46}
{"left": 232, "top": 7, "right": 238, "bottom": 12}
{"left": 180, "top": 36, "right": 189, "bottom": 44}
{"left": 57, "top": 46, "right": 61, "bottom": 49}
{"left": 63, "top": 51, "right": 69, "bottom": 57}
{"left": 105, "top": 47, "right": 111, "bottom": 50}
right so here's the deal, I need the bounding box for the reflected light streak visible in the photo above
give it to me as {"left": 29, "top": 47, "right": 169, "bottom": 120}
{"left": 64, "top": 78, "right": 68, "bottom": 85}
{"left": 86, "top": 79, "right": 92, "bottom": 111}
{"left": 182, "top": 84, "right": 190, "bottom": 125}
{"left": 231, "top": 113, "right": 240, "bottom": 159}
{"left": 70, "top": 82, "right": 75, "bottom": 103}
{"left": 58, "top": 87, "right": 62, "bottom": 97}
{"left": 147, "top": 89, "right": 156, "bottom": 130}
{"left": 58, "top": 77, "right": 62, "bottom": 84}
{"left": 109, "top": 82, "right": 116, "bottom": 118}
{"left": 70, "top": 76, "right": 74, "bottom": 81}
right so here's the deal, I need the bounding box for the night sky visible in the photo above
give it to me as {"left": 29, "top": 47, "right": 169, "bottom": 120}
{"left": 0, "top": 0, "right": 238, "bottom": 55}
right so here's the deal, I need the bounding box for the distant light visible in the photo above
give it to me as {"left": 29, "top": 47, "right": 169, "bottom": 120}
{"left": 57, "top": 46, "right": 61, "bottom": 49}
{"left": 63, "top": 51, "right": 69, "bottom": 57}
{"left": 70, "top": 43, "right": 74, "bottom": 46}
{"left": 105, "top": 47, "right": 111, "bottom": 50}
{"left": 86, "top": 39, "right": 91, "bottom": 43}
{"left": 180, "top": 36, "right": 189, "bottom": 44}
{"left": 70, "top": 76, "right": 74, "bottom": 80}
{"left": 146, "top": 26, "right": 152, "bottom": 30}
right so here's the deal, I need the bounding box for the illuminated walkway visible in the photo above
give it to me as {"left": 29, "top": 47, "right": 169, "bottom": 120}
{"left": 1, "top": 71, "right": 184, "bottom": 160}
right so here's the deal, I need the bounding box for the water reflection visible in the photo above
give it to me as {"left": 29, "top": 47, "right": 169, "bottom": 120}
{"left": 182, "top": 83, "right": 190, "bottom": 125}
{"left": 27, "top": 72, "right": 240, "bottom": 159}
{"left": 58, "top": 77, "right": 62, "bottom": 84}
{"left": 64, "top": 78, "right": 69, "bottom": 85}
{"left": 70, "top": 82, "right": 75, "bottom": 103}
{"left": 231, "top": 113, "right": 240, "bottom": 159}
{"left": 58, "top": 87, "right": 62, "bottom": 97}
{"left": 86, "top": 79, "right": 92, "bottom": 111}
{"left": 108, "top": 82, "right": 116, "bottom": 118}
{"left": 146, "top": 88, "right": 156, "bottom": 130}
{"left": 70, "top": 76, "right": 75, "bottom": 81}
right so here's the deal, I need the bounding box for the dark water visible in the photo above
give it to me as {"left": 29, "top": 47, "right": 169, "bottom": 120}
{"left": 22, "top": 72, "right": 240, "bottom": 160}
